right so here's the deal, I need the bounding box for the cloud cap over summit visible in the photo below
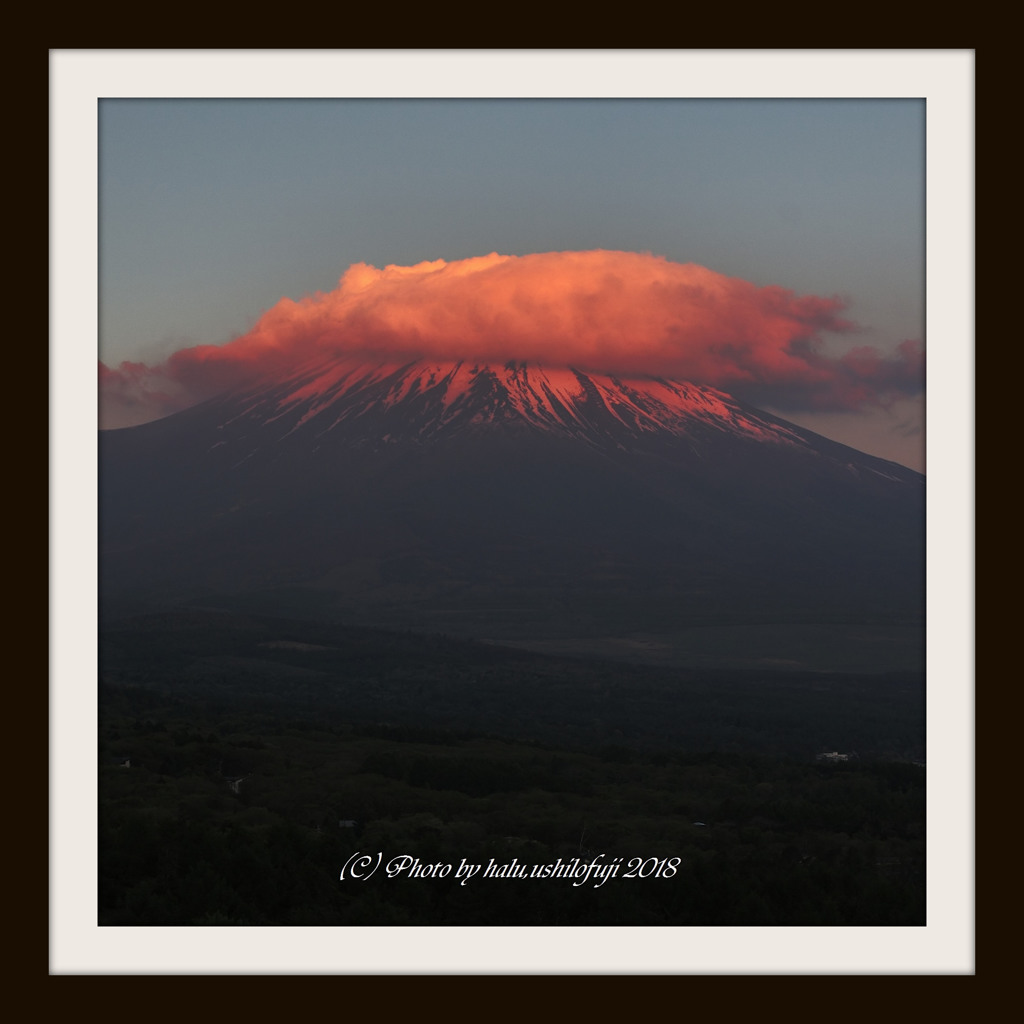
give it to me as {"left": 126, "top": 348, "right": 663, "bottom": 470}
{"left": 100, "top": 250, "right": 923, "bottom": 428}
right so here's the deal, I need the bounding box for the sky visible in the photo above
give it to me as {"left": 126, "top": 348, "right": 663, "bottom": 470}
{"left": 98, "top": 97, "right": 926, "bottom": 469}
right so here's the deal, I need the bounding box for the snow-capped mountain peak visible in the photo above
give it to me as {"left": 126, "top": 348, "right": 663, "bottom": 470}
{"left": 207, "top": 356, "right": 816, "bottom": 456}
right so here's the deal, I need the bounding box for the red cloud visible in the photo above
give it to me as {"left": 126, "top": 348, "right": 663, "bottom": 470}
{"left": 100, "top": 250, "right": 923, "bottom": 427}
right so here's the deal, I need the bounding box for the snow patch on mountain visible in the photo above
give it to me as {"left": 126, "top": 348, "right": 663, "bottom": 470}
{"left": 216, "top": 355, "right": 813, "bottom": 455}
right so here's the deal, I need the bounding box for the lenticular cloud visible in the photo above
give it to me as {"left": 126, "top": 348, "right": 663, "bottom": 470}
{"left": 100, "top": 250, "right": 923, "bottom": 427}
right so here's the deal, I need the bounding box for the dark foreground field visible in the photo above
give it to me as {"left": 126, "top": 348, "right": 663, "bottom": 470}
{"left": 98, "top": 610, "right": 925, "bottom": 926}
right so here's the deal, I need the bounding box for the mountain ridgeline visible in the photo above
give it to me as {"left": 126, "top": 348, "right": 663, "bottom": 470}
{"left": 100, "top": 357, "right": 924, "bottom": 667}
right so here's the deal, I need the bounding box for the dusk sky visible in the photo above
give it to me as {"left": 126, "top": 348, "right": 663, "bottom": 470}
{"left": 99, "top": 97, "right": 926, "bottom": 469}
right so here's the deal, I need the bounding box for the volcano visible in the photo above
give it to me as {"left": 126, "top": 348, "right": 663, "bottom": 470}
{"left": 99, "top": 356, "right": 924, "bottom": 665}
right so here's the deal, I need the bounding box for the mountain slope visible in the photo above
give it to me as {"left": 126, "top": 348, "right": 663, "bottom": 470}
{"left": 99, "top": 357, "right": 924, "bottom": 659}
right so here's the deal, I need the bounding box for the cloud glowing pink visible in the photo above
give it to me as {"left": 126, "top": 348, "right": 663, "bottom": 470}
{"left": 100, "top": 250, "right": 923, "bottom": 427}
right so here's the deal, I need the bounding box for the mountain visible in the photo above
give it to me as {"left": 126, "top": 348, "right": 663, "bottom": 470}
{"left": 99, "top": 356, "right": 924, "bottom": 668}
